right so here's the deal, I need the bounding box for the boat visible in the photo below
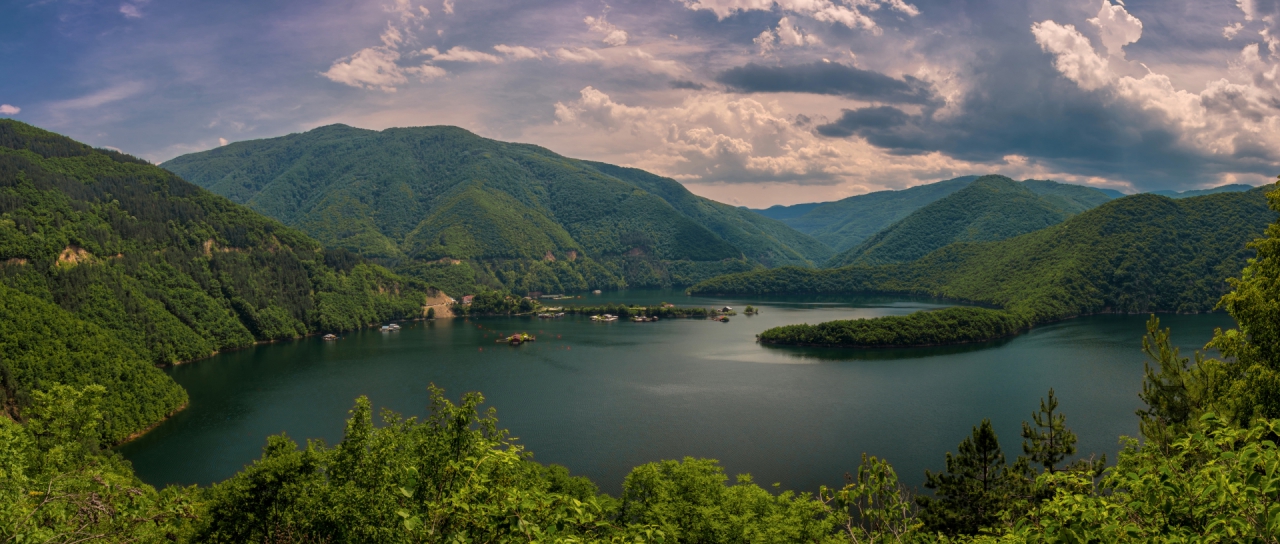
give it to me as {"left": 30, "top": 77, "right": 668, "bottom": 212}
{"left": 380, "top": 323, "right": 401, "bottom": 331}
{"left": 323, "top": 333, "right": 338, "bottom": 341}
{"left": 591, "top": 314, "right": 618, "bottom": 322}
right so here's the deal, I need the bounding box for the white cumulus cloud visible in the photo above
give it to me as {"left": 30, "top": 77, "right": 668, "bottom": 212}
{"left": 494, "top": 44, "right": 546, "bottom": 60}
{"left": 0, "top": 104, "right": 19, "bottom": 115}
{"left": 1031, "top": 21, "right": 1111, "bottom": 91}
{"left": 1224, "top": 22, "right": 1244, "bottom": 39}
{"left": 680, "top": 0, "right": 919, "bottom": 33}
{"left": 322, "top": 47, "right": 409, "bottom": 92}
{"left": 755, "top": 17, "right": 821, "bottom": 54}
{"left": 1087, "top": 0, "right": 1143, "bottom": 58}
{"left": 218, "top": 137, "right": 228, "bottom": 146}
{"left": 425, "top": 46, "right": 503, "bottom": 63}
{"left": 585, "top": 15, "right": 629, "bottom": 46}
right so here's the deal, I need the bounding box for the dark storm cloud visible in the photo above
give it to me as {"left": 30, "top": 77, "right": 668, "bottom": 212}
{"left": 809, "top": 1, "right": 1280, "bottom": 192}
{"left": 670, "top": 79, "right": 708, "bottom": 90}
{"left": 715, "top": 61, "right": 939, "bottom": 105}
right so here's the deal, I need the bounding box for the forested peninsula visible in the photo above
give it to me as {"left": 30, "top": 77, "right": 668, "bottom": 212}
{"left": 0, "top": 120, "right": 431, "bottom": 443}
{"left": 693, "top": 186, "right": 1278, "bottom": 348}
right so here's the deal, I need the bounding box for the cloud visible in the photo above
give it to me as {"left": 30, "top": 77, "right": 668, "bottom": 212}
{"left": 494, "top": 44, "right": 546, "bottom": 60}
{"left": 716, "top": 61, "right": 938, "bottom": 104}
{"left": 584, "top": 14, "right": 629, "bottom": 46}
{"left": 680, "top": 0, "right": 919, "bottom": 32}
{"left": 0, "top": 105, "right": 19, "bottom": 115}
{"left": 555, "top": 47, "right": 605, "bottom": 63}
{"left": 119, "top": 3, "right": 143, "bottom": 18}
{"left": 1087, "top": 0, "right": 1143, "bottom": 58}
{"left": 754, "top": 17, "right": 821, "bottom": 55}
{"left": 443, "top": 0, "right": 454, "bottom": 14}
{"left": 670, "top": 79, "right": 707, "bottom": 90}
{"left": 218, "top": 137, "right": 228, "bottom": 146}
{"left": 1031, "top": 21, "right": 1110, "bottom": 91}
{"left": 322, "top": 47, "right": 409, "bottom": 91}
{"left": 1225, "top": 22, "right": 1245, "bottom": 40}
{"left": 425, "top": 46, "right": 503, "bottom": 63}
{"left": 387, "top": 0, "right": 429, "bottom": 20}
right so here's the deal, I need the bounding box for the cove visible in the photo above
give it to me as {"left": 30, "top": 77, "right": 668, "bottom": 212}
{"left": 118, "top": 290, "right": 1233, "bottom": 496}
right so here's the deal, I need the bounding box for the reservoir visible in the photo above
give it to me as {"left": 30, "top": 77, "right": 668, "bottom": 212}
{"left": 118, "top": 291, "right": 1233, "bottom": 495}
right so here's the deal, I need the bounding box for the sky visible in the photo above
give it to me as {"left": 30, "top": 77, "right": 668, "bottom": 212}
{"left": 2, "top": 0, "right": 1279, "bottom": 206}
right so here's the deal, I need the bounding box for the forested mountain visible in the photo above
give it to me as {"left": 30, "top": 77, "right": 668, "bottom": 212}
{"left": 162, "top": 125, "right": 831, "bottom": 294}
{"left": 755, "top": 176, "right": 978, "bottom": 252}
{"left": 0, "top": 120, "right": 429, "bottom": 442}
{"left": 691, "top": 187, "right": 1277, "bottom": 346}
{"left": 1150, "top": 183, "right": 1253, "bottom": 198}
{"left": 828, "top": 175, "right": 1113, "bottom": 267}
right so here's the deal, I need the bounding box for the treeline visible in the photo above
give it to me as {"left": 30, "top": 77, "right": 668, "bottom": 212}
{"left": 0, "top": 120, "right": 430, "bottom": 443}
{"left": 559, "top": 303, "right": 714, "bottom": 318}
{"left": 759, "top": 306, "right": 1027, "bottom": 347}
{"left": 399, "top": 255, "right": 758, "bottom": 299}
{"left": 692, "top": 186, "right": 1277, "bottom": 347}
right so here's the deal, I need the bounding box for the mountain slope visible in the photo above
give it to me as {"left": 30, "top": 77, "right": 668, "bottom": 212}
{"left": 162, "top": 125, "right": 830, "bottom": 292}
{"left": 765, "top": 176, "right": 979, "bottom": 252}
{"left": 0, "top": 120, "right": 429, "bottom": 442}
{"left": 1150, "top": 184, "right": 1253, "bottom": 198}
{"left": 828, "top": 176, "right": 1113, "bottom": 266}
{"left": 691, "top": 186, "right": 1277, "bottom": 345}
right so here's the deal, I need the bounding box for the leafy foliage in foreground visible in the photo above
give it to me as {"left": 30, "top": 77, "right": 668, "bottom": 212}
{"left": 161, "top": 124, "right": 829, "bottom": 294}
{"left": 829, "top": 176, "right": 1114, "bottom": 267}
{"left": 0, "top": 120, "right": 430, "bottom": 441}
{"left": 698, "top": 186, "right": 1276, "bottom": 347}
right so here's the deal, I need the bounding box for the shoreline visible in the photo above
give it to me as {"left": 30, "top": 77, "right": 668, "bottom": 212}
{"left": 112, "top": 401, "right": 188, "bottom": 448}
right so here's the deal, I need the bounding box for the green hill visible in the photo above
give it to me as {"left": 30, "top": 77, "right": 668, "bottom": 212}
{"left": 1150, "top": 183, "right": 1253, "bottom": 198}
{"left": 759, "top": 176, "right": 979, "bottom": 252}
{"left": 0, "top": 120, "right": 430, "bottom": 443}
{"left": 161, "top": 125, "right": 831, "bottom": 294}
{"left": 828, "top": 175, "right": 1113, "bottom": 266}
{"left": 690, "top": 186, "right": 1277, "bottom": 347}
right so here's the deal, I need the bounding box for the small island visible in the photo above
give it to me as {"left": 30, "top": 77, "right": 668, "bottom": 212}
{"left": 756, "top": 307, "right": 1028, "bottom": 348}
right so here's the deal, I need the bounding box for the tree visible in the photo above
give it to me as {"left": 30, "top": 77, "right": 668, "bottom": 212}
{"left": 917, "top": 419, "right": 1012, "bottom": 536}
{"left": 1021, "top": 389, "right": 1077, "bottom": 474}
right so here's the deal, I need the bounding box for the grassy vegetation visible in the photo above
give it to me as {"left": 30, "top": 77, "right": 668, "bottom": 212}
{"left": 829, "top": 175, "right": 1114, "bottom": 267}
{"left": 161, "top": 124, "right": 830, "bottom": 295}
{"left": 696, "top": 186, "right": 1277, "bottom": 347}
{"left": 0, "top": 120, "right": 430, "bottom": 442}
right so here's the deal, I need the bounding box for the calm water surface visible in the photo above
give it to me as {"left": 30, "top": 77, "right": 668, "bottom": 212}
{"left": 119, "top": 291, "right": 1234, "bottom": 495}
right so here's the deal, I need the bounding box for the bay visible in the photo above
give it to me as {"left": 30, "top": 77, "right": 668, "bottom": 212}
{"left": 118, "top": 290, "right": 1233, "bottom": 495}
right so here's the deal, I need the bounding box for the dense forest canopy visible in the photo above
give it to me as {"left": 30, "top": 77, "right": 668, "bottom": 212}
{"left": 754, "top": 175, "right": 979, "bottom": 252}
{"left": 161, "top": 125, "right": 831, "bottom": 295}
{"left": 0, "top": 120, "right": 430, "bottom": 443}
{"left": 828, "top": 175, "right": 1114, "bottom": 267}
{"left": 695, "top": 186, "right": 1277, "bottom": 347}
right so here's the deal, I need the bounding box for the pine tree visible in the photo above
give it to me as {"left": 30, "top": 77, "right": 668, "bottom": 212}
{"left": 917, "top": 419, "right": 1010, "bottom": 535}
{"left": 1021, "top": 388, "right": 1077, "bottom": 473}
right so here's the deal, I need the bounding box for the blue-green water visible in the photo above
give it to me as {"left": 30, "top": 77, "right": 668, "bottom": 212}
{"left": 118, "top": 290, "right": 1234, "bottom": 495}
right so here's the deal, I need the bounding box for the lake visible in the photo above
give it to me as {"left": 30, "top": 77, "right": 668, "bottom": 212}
{"left": 118, "top": 290, "right": 1234, "bottom": 495}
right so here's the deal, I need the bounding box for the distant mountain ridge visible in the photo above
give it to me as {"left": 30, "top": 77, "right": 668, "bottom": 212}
{"left": 163, "top": 125, "right": 831, "bottom": 294}
{"left": 1149, "top": 184, "right": 1253, "bottom": 198}
{"left": 691, "top": 186, "right": 1278, "bottom": 342}
{"left": 827, "top": 175, "right": 1115, "bottom": 267}
{"left": 754, "top": 176, "right": 979, "bottom": 252}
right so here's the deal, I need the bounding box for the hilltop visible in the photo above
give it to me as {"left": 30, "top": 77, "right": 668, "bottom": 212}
{"left": 828, "top": 175, "right": 1113, "bottom": 266}
{"left": 162, "top": 125, "right": 831, "bottom": 294}
{"left": 691, "top": 186, "right": 1277, "bottom": 347}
